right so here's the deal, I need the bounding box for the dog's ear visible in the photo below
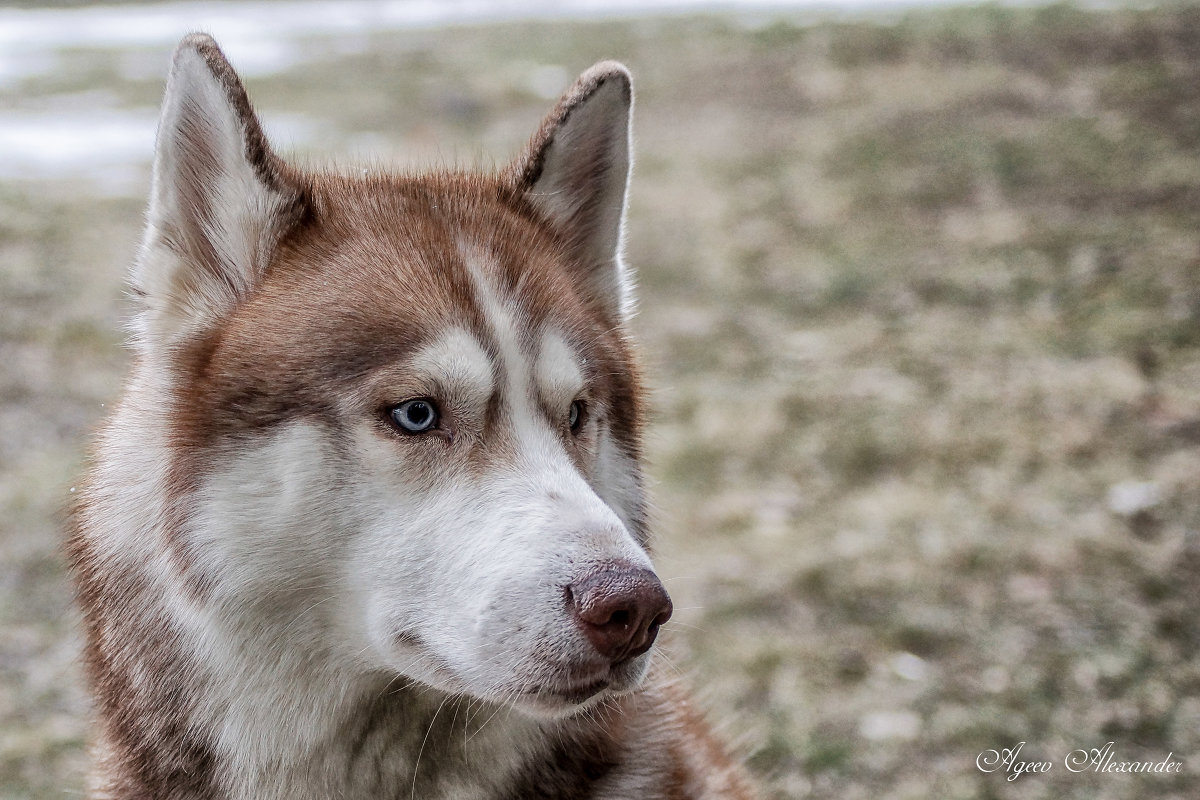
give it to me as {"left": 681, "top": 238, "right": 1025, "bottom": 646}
{"left": 134, "top": 33, "right": 306, "bottom": 348}
{"left": 512, "top": 62, "right": 634, "bottom": 320}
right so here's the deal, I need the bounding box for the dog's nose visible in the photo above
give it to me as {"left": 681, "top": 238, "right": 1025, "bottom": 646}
{"left": 567, "top": 565, "right": 673, "bottom": 664}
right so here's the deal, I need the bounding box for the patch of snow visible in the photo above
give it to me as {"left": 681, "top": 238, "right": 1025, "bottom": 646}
{"left": 859, "top": 709, "right": 922, "bottom": 741}
{"left": 0, "top": 107, "right": 320, "bottom": 195}
{"left": 1106, "top": 481, "right": 1161, "bottom": 517}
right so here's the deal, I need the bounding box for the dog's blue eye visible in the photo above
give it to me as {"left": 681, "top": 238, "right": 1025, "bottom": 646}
{"left": 569, "top": 400, "right": 584, "bottom": 432}
{"left": 390, "top": 399, "right": 438, "bottom": 433}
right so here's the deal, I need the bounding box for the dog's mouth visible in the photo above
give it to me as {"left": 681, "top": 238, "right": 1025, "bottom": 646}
{"left": 515, "top": 653, "right": 655, "bottom": 717}
{"left": 528, "top": 675, "right": 611, "bottom": 706}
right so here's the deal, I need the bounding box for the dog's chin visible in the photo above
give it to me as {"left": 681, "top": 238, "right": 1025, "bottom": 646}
{"left": 386, "top": 647, "right": 656, "bottom": 720}
{"left": 508, "top": 655, "right": 653, "bottom": 720}
{"left": 513, "top": 679, "right": 611, "bottom": 719}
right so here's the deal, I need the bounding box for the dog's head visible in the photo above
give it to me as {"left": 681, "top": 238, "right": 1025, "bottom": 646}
{"left": 134, "top": 35, "right": 670, "bottom": 717}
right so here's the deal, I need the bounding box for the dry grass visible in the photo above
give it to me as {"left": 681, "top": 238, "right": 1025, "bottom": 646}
{"left": 3, "top": 4, "right": 1200, "bottom": 799}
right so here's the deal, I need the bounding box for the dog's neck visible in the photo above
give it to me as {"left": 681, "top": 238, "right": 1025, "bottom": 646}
{"left": 203, "top": 674, "right": 558, "bottom": 799}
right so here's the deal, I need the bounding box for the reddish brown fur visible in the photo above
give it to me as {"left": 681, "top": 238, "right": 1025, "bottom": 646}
{"left": 68, "top": 494, "right": 220, "bottom": 796}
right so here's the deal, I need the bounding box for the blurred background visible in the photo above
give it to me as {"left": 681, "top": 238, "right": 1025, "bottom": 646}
{"left": 3, "top": 1, "right": 1200, "bottom": 798}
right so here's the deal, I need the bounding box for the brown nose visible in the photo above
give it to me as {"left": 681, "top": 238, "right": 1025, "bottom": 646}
{"left": 567, "top": 565, "right": 673, "bottom": 664}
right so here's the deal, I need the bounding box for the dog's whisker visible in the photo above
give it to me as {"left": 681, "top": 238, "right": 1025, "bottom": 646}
{"left": 411, "top": 694, "right": 450, "bottom": 800}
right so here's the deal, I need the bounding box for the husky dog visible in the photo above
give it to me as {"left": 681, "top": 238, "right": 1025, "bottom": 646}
{"left": 69, "top": 34, "right": 756, "bottom": 799}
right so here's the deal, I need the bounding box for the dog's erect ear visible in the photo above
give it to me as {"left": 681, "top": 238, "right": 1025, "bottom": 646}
{"left": 512, "top": 62, "right": 634, "bottom": 320}
{"left": 134, "top": 33, "right": 305, "bottom": 347}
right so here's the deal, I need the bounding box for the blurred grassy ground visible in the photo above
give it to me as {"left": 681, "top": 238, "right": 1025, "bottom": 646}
{"left": 4, "top": 3, "right": 1200, "bottom": 799}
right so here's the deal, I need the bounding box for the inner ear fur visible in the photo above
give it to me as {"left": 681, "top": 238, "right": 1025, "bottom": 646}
{"left": 135, "top": 33, "right": 306, "bottom": 347}
{"left": 511, "top": 62, "right": 635, "bottom": 321}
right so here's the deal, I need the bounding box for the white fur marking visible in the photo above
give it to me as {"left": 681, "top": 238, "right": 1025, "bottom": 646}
{"left": 409, "top": 327, "right": 495, "bottom": 408}
{"left": 536, "top": 330, "right": 585, "bottom": 412}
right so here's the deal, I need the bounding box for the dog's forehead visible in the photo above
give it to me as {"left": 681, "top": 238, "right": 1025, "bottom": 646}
{"left": 210, "top": 174, "right": 606, "bottom": 397}
{"left": 454, "top": 237, "right": 589, "bottom": 396}
{"left": 299, "top": 175, "right": 581, "bottom": 319}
